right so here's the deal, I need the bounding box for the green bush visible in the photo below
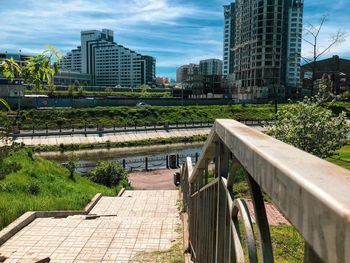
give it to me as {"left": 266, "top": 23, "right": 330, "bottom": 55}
{"left": 88, "top": 161, "right": 128, "bottom": 188}
{"left": 27, "top": 182, "right": 40, "bottom": 195}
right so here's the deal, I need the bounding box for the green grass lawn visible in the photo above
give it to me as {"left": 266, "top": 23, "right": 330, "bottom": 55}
{"left": 0, "top": 104, "right": 276, "bottom": 130}
{"left": 0, "top": 149, "right": 115, "bottom": 229}
{"left": 327, "top": 143, "right": 350, "bottom": 170}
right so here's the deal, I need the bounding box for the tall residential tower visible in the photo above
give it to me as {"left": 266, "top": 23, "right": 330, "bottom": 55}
{"left": 224, "top": 0, "right": 303, "bottom": 101}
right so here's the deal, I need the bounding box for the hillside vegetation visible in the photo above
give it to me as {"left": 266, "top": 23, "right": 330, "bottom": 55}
{"left": 1, "top": 104, "right": 276, "bottom": 130}
{"left": 0, "top": 149, "right": 115, "bottom": 229}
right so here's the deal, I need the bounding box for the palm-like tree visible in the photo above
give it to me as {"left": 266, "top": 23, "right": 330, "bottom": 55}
{"left": 0, "top": 58, "right": 19, "bottom": 111}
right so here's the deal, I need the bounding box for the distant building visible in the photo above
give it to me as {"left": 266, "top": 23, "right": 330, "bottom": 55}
{"left": 176, "top": 65, "right": 189, "bottom": 83}
{"left": 224, "top": 0, "right": 304, "bottom": 101}
{"left": 199, "top": 59, "right": 223, "bottom": 76}
{"left": 223, "top": 3, "right": 235, "bottom": 77}
{"left": 301, "top": 55, "right": 350, "bottom": 94}
{"left": 156, "top": 77, "right": 169, "bottom": 85}
{"left": 61, "top": 29, "right": 156, "bottom": 87}
{"left": 176, "top": 64, "right": 203, "bottom": 94}
{"left": 177, "top": 61, "right": 225, "bottom": 96}
{"left": 142, "top": 56, "right": 156, "bottom": 85}
{"left": 60, "top": 47, "right": 82, "bottom": 72}
{"left": 53, "top": 71, "right": 92, "bottom": 86}
{"left": 199, "top": 59, "right": 224, "bottom": 94}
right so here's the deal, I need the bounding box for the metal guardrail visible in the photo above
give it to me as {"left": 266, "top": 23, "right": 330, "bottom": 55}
{"left": 180, "top": 119, "right": 350, "bottom": 263}
{"left": 69, "top": 152, "right": 201, "bottom": 173}
{"left": 12, "top": 120, "right": 267, "bottom": 138}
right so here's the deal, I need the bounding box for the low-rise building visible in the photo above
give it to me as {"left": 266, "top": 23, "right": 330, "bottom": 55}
{"left": 156, "top": 77, "right": 169, "bottom": 85}
{"left": 301, "top": 55, "right": 350, "bottom": 95}
{"left": 53, "top": 71, "right": 92, "bottom": 86}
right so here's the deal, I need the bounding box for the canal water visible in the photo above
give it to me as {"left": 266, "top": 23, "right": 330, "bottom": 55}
{"left": 41, "top": 143, "right": 203, "bottom": 174}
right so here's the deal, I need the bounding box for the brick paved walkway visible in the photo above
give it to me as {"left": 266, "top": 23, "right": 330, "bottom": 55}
{"left": 128, "top": 169, "right": 179, "bottom": 190}
{"left": 0, "top": 190, "right": 180, "bottom": 263}
{"left": 128, "top": 169, "right": 289, "bottom": 226}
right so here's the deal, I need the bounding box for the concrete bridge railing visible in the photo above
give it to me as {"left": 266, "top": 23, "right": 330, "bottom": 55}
{"left": 180, "top": 119, "right": 350, "bottom": 263}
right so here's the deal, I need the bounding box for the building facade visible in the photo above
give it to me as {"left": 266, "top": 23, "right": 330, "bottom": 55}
{"left": 61, "top": 29, "right": 156, "bottom": 87}
{"left": 224, "top": 0, "right": 303, "bottom": 101}
{"left": 223, "top": 3, "right": 236, "bottom": 77}
{"left": 199, "top": 59, "right": 224, "bottom": 94}
{"left": 199, "top": 59, "right": 223, "bottom": 76}
{"left": 53, "top": 71, "right": 92, "bottom": 86}
{"left": 301, "top": 55, "right": 350, "bottom": 95}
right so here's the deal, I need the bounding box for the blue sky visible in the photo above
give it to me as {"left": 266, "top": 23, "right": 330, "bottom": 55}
{"left": 0, "top": 0, "right": 349, "bottom": 79}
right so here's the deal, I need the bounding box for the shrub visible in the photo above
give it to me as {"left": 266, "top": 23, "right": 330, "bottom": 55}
{"left": 0, "top": 162, "right": 21, "bottom": 180}
{"left": 27, "top": 182, "right": 40, "bottom": 195}
{"left": 268, "top": 96, "right": 348, "bottom": 158}
{"left": 88, "top": 161, "right": 128, "bottom": 188}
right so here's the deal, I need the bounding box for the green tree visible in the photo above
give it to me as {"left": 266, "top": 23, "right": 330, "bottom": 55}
{"left": 0, "top": 58, "right": 22, "bottom": 81}
{"left": 1, "top": 46, "right": 61, "bottom": 91}
{"left": 22, "top": 45, "right": 61, "bottom": 90}
{"left": 88, "top": 161, "right": 128, "bottom": 188}
{"left": 47, "top": 83, "right": 56, "bottom": 96}
{"left": 268, "top": 94, "right": 348, "bottom": 158}
{"left": 140, "top": 84, "right": 150, "bottom": 93}
{"left": 73, "top": 80, "right": 80, "bottom": 90}
{"left": 105, "top": 87, "right": 113, "bottom": 95}
{"left": 67, "top": 85, "right": 74, "bottom": 96}
{"left": 77, "top": 86, "right": 85, "bottom": 96}
{"left": 0, "top": 58, "right": 18, "bottom": 110}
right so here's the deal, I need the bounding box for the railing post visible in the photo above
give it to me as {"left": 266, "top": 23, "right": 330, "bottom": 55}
{"left": 215, "top": 141, "right": 229, "bottom": 263}
{"left": 246, "top": 172, "right": 274, "bottom": 262}
{"left": 304, "top": 243, "right": 323, "bottom": 263}
{"left": 122, "top": 159, "right": 126, "bottom": 169}
{"left": 145, "top": 157, "right": 148, "bottom": 171}
{"left": 166, "top": 155, "right": 169, "bottom": 169}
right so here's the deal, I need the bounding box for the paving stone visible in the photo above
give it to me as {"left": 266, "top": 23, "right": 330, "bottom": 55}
{"left": 0, "top": 190, "right": 180, "bottom": 262}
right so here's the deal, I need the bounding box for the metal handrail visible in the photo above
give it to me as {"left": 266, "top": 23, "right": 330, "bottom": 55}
{"left": 180, "top": 119, "right": 350, "bottom": 263}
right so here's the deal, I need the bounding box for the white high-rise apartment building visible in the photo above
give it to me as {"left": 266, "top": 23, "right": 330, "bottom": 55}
{"left": 286, "top": 0, "right": 303, "bottom": 88}
{"left": 223, "top": 3, "right": 235, "bottom": 77}
{"left": 61, "top": 29, "right": 156, "bottom": 87}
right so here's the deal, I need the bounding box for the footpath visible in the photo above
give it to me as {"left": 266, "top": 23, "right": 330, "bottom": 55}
{"left": 10, "top": 128, "right": 211, "bottom": 147}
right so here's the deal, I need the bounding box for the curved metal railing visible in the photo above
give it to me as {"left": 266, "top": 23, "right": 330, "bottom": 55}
{"left": 180, "top": 119, "right": 350, "bottom": 263}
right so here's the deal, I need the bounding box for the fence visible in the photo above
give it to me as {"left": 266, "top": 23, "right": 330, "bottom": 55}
{"left": 180, "top": 119, "right": 350, "bottom": 263}
{"left": 72, "top": 152, "right": 201, "bottom": 173}
{"left": 12, "top": 120, "right": 267, "bottom": 138}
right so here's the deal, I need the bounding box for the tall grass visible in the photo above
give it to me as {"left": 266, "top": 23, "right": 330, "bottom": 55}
{"left": 1, "top": 104, "right": 276, "bottom": 130}
{"left": 0, "top": 150, "right": 115, "bottom": 229}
